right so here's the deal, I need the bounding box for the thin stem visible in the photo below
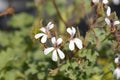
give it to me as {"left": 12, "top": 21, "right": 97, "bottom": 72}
{"left": 52, "top": 0, "right": 67, "bottom": 27}
{"left": 92, "top": 29, "right": 99, "bottom": 46}
{"left": 49, "top": 60, "right": 66, "bottom": 74}
{"left": 101, "top": 32, "right": 112, "bottom": 42}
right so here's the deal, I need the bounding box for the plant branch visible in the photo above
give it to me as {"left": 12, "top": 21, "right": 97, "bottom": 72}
{"left": 52, "top": 0, "right": 67, "bottom": 27}
{"left": 101, "top": 32, "right": 112, "bottom": 42}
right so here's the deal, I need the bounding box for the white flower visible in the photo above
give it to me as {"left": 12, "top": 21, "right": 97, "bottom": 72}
{"left": 67, "top": 27, "right": 83, "bottom": 51}
{"left": 106, "top": 6, "right": 111, "bottom": 17}
{"left": 115, "top": 57, "right": 120, "bottom": 64}
{"left": 114, "top": 67, "right": 120, "bottom": 79}
{"left": 92, "top": 0, "right": 99, "bottom": 3}
{"left": 102, "top": 0, "right": 109, "bottom": 4}
{"left": 34, "top": 22, "right": 54, "bottom": 43}
{"left": 112, "top": 0, "right": 120, "bottom": 5}
{"left": 115, "top": 55, "right": 120, "bottom": 64}
{"left": 105, "top": 18, "right": 120, "bottom": 26}
{"left": 44, "top": 37, "right": 65, "bottom": 61}
{"left": 92, "top": 0, "right": 108, "bottom": 4}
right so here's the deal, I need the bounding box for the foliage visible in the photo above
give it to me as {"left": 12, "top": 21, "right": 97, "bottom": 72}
{"left": 0, "top": 0, "right": 120, "bottom": 80}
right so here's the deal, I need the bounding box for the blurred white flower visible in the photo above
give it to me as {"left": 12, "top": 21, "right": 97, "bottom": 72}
{"left": 114, "top": 67, "right": 120, "bottom": 79}
{"left": 115, "top": 57, "right": 120, "bottom": 64}
{"left": 112, "top": 0, "right": 120, "bottom": 5}
{"left": 105, "top": 18, "right": 120, "bottom": 26}
{"left": 106, "top": 6, "right": 111, "bottom": 16}
{"left": 102, "top": 0, "right": 109, "bottom": 4}
{"left": 67, "top": 27, "right": 83, "bottom": 51}
{"left": 92, "top": 0, "right": 99, "bottom": 3}
{"left": 34, "top": 22, "right": 54, "bottom": 43}
{"left": 44, "top": 37, "right": 65, "bottom": 61}
{"left": 92, "top": 0, "right": 108, "bottom": 4}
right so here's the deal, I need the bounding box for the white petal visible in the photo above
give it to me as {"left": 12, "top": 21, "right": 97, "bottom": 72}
{"left": 73, "top": 38, "right": 83, "bottom": 49}
{"left": 47, "top": 22, "right": 54, "bottom": 30}
{"left": 114, "top": 57, "right": 119, "bottom": 64}
{"left": 106, "top": 6, "right": 111, "bottom": 16}
{"left": 103, "top": 0, "right": 109, "bottom": 4}
{"left": 44, "top": 47, "right": 54, "bottom": 55}
{"left": 57, "top": 49, "right": 65, "bottom": 59}
{"left": 67, "top": 27, "right": 72, "bottom": 35}
{"left": 92, "top": 0, "right": 99, "bottom": 3}
{"left": 113, "top": 68, "right": 117, "bottom": 77}
{"left": 47, "top": 22, "right": 52, "bottom": 27}
{"left": 69, "top": 40, "right": 75, "bottom": 51}
{"left": 40, "top": 27, "right": 46, "bottom": 33}
{"left": 113, "top": 21, "right": 120, "bottom": 25}
{"left": 105, "top": 18, "right": 111, "bottom": 26}
{"left": 51, "top": 37, "right": 56, "bottom": 45}
{"left": 57, "top": 38, "right": 63, "bottom": 45}
{"left": 72, "top": 27, "right": 76, "bottom": 35}
{"left": 52, "top": 50, "right": 58, "bottom": 61}
{"left": 113, "top": 0, "right": 120, "bottom": 5}
{"left": 34, "top": 33, "right": 44, "bottom": 39}
{"left": 114, "top": 68, "right": 120, "bottom": 79}
{"left": 48, "top": 24, "right": 54, "bottom": 30}
{"left": 41, "top": 35, "right": 47, "bottom": 43}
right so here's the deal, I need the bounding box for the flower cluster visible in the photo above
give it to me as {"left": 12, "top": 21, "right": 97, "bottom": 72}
{"left": 34, "top": 22, "right": 83, "bottom": 61}
{"left": 104, "top": 5, "right": 120, "bottom": 28}
{"left": 114, "top": 55, "right": 120, "bottom": 79}
{"left": 103, "top": 1, "right": 120, "bottom": 79}
{"left": 92, "top": 0, "right": 120, "bottom": 79}
{"left": 92, "top": 0, "right": 120, "bottom": 27}
{"left": 103, "top": 2, "right": 120, "bottom": 79}
{"left": 35, "top": 22, "right": 54, "bottom": 43}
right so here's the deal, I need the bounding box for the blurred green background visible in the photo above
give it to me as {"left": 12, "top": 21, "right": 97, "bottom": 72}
{"left": 0, "top": 0, "right": 120, "bottom": 80}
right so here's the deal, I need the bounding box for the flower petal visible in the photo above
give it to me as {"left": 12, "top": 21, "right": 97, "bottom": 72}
{"left": 57, "top": 38, "right": 63, "bottom": 45}
{"left": 40, "top": 27, "right": 46, "bottom": 33}
{"left": 113, "top": 21, "right": 120, "bottom": 25}
{"left": 44, "top": 47, "right": 54, "bottom": 55}
{"left": 92, "top": 0, "right": 99, "bottom": 3}
{"left": 113, "top": 0, "right": 120, "bottom": 5}
{"left": 67, "top": 27, "right": 72, "bottom": 35}
{"left": 114, "top": 57, "right": 119, "bottom": 64}
{"left": 47, "top": 22, "right": 54, "bottom": 30}
{"left": 51, "top": 37, "right": 56, "bottom": 45}
{"left": 73, "top": 38, "right": 83, "bottom": 49}
{"left": 47, "top": 22, "right": 52, "bottom": 27}
{"left": 72, "top": 27, "right": 76, "bottom": 35}
{"left": 34, "top": 33, "right": 44, "bottom": 39}
{"left": 103, "top": 0, "right": 109, "bottom": 4}
{"left": 41, "top": 35, "right": 47, "bottom": 43}
{"left": 114, "top": 68, "right": 120, "bottom": 79}
{"left": 105, "top": 18, "right": 111, "bottom": 26}
{"left": 52, "top": 50, "right": 58, "bottom": 61}
{"left": 57, "top": 49, "right": 65, "bottom": 59}
{"left": 69, "top": 40, "right": 75, "bottom": 51}
{"left": 48, "top": 24, "right": 54, "bottom": 30}
{"left": 106, "top": 6, "right": 111, "bottom": 16}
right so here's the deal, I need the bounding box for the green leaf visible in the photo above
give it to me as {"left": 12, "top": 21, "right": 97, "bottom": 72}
{"left": 4, "top": 70, "right": 16, "bottom": 80}
{"left": 0, "top": 48, "right": 15, "bottom": 70}
{"left": 8, "top": 13, "right": 34, "bottom": 28}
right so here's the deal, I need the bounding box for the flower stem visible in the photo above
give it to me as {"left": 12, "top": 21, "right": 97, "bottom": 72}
{"left": 101, "top": 32, "right": 112, "bottom": 42}
{"left": 52, "top": 0, "right": 67, "bottom": 27}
